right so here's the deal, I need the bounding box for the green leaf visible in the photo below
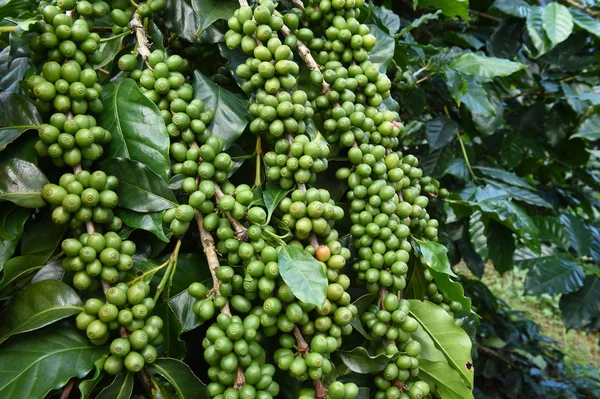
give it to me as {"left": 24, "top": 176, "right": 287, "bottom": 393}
{"left": 450, "top": 53, "right": 527, "bottom": 78}
{"left": 559, "top": 213, "right": 591, "bottom": 255}
{"left": 278, "top": 245, "right": 328, "bottom": 308}
{"left": 542, "top": 3, "right": 573, "bottom": 45}
{"left": 94, "top": 35, "right": 124, "bottom": 69}
{"left": 443, "top": 31, "right": 484, "bottom": 50}
{"left": 0, "top": 255, "right": 47, "bottom": 296}
{"left": 425, "top": 116, "right": 457, "bottom": 150}
{"left": 469, "top": 210, "right": 488, "bottom": 264}
{"left": 20, "top": 213, "right": 67, "bottom": 259}
{"left": 397, "top": 11, "right": 441, "bottom": 38}
{"left": 154, "top": 302, "right": 186, "bottom": 360}
{"left": 429, "top": 269, "right": 473, "bottom": 314}
{"left": 99, "top": 79, "right": 170, "bottom": 180}
{"left": 571, "top": 8, "right": 600, "bottom": 37}
{"left": 472, "top": 199, "right": 538, "bottom": 241}
{"left": 443, "top": 69, "right": 467, "bottom": 106}
{"left": 525, "top": 256, "right": 585, "bottom": 295}
{"left": 117, "top": 209, "right": 169, "bottom": 242}
{"left": 0, "top": 92, "right": 41, "bottom": 151}
{"left": 99, "top": 158, "right": 178, "bottom": 212}
{"left": 571, "top": 114, "right": 600, "bottom": 141}
{"left": 491, "top": 0, "right": 531, "bottom": 18}
{"left": 78, "top": 358, "right": 105, "bottom": 399}
{"left": 514, "top": 245, "right": 558, "bottom": 269}
{"left": 162, "top": 0, "right": 201, "bottom": 42}
{"left": 375, "top": 6, "right": 401, "bottom": 35}
{"left": 526, "top": 6, "right": 553, "bottom": 57}
{"left": 408, "top": 300, "right": 474, "bottom": 388}
{"left": 96, "top": 372, "right": 134, "bottom": 399}
{"left": 560, "top": 276, "right": 600, "bottom": 329}
{"left": 367, "top": 24, "right": 394, "bottom": 73}
{"left": 338, "top": 347, "right": 399, "bottom": 374}
{"left": 349, "top": 293, "right": 377, "bottom": 340}
{"left": 414, "top": 0, "right": 468, "bottom": 22}
{"left": 0, "top": 47, "right": 28, "bottom": 93}
{"left": 443, "top": 158, "right": 469, "bottom": 181}
{"left": 485, "top": 181, "right": 552, "bottom": 208}
{"left": 532, "top": 216, "right": 570, "bottom": 251}
{"left": 148, "top": 358, "right": 208, "bottom": 398}
{"left": 0, "top": 326, "right": 107, "bottom": 398}
{"left": 192, "top": 71, "right": 248, "bottom": 150}
{"left": 0, "top": 203, "right": 30, "bottom": 241}
{"left": 475, "top": 166, "right": 534, "bottom": 190}
{"left": 489, "top": 19, "right": 524, "bottom": 59}
{"left": 169, "top": 289, "right": 202, "bottom": 333}
{"left": 262, "top": 183, "right": 290, "bottom": 225}
{"left": 0, "top": 280, "right": 82, "bottom": 344}
{"left": 405, "top": 258, "right": 428, "bottom": 300}
{"left": 0, "top": 157, "right": 48, "bottom": 208}
{"left": 191, "top": 0, "right": 237, "bottom": 38}
{"left": 461, "top": 78, "right": 495, "bottom": 118}
{"left": 413, "top": 239, "right": 456, "bottom": 277}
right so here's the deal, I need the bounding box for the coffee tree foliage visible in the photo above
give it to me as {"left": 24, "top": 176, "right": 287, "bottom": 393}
{"left": 0, "top": 0, "right": 598, "bottom": 398}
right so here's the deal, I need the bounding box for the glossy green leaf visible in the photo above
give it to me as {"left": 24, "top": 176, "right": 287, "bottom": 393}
{"left": 559, "top": 213, "right": 591, "bottom": 255}
{"left": 415, "top": 0, "right": 468, "bottom": 21}
{"left": 487, "top": 221, "right": 515, "bottom": 274}
{"left": 262, "top": 183, "right": 290, "bottom": 225}
{"left": 571, "top": 114, "right": 600, "bottom": 141}
{"left": 0, "top": 157, "right": 48, "bottom": 208}
{"left": 443, "top": 158, "right": 469, "bottom": 181}
{"left": 367, "top": 24, "right": 395, "bottom": 73}
{"left": 0, "top": 326, "right": 107, "bottom": 398}
{"left": 148, "top": 358, "right": 208, "bottom": 398}
{"left": 162, "top": 0, "right": 210, "bottom": 43}
{"left": 20, "top": 213, "right": 67, "bottom": 259}
{"left": 375, "top": 6, "right": 401, "bottom": 35}
{"left": 485, "top": 181, "right": 552, "bottom": 208}
{"left": 339, "top": 347, "right": 399, "bottom": 374}
{"left": 450, "top": 53, "right": 527, "bottom": 78}
{"left": 99, "top": 78, "right": 170, "bottom": 180}
{"left": 396, "top": 10, "right": 440, "bottom": 38}
{"left": 0, "top": 204, "right": 30, "bottom": 241}
{"left": 458, "top": 239, "right": 484, "bottom": 279}
{"left": 99, "top": 158, "right": 178, "bottom": 212}
{"left": 430, "top": 269, "right": 473, "bottom": 313}
{"left": 444, "top": 32, "right": 484, "bottom": 50}
{"left": 409, "top": 300, "right": 474, "bottom": 387}
{"left": 472, "top": 198, "right": 538, "bottom": 241}
{"left": 191, "top": 0, "right": 237, "bottom": 38}
{"left": 154, "top": 302, "right": 186, "bottom": 360}
{"left": 525, "top": 256, "right": 585, "bottom": 295}
{"left": 0, "top": 255, "right": 47, "bottom": 296}
{"left": 443, "top": 69, "right": 467, "bottom": 106}
{"left": 350, "top": 293, "right": 377, "bottom": 340}
{"left": 0, "top": 92, "right": 41, "bottom": 151}
{"left": 169, "top": 289, "right": 202, "bottom": 333}
{"left": 425, "top": 116, "right": 457, "bottom": 150}
{"left": 405, "top": 258, "right": 428, "bottom": 300}
{"left": 542, "top": 3, "right": 573, "bottom": 45}
{"left": 413, "top": 239, "right": 456, "bottom": 277}
{"left": 559, "top": 276, "right": 600, "bottom": 329}
{"left": 94, "top": 35, "right": 124, "bottom": 69}
{"left": 278, "top": 245, "right": 327, "bottom": 308}
{"left": 571, "top": 8, "right": 600, "bottom": 37}
{"left": 96, "top": 372, "right": 133, "bottom": 399}
{"left": 0, "top": 48, "right": 28, "bottom": 93}
{"left": 192, "top": 71, "right": 248, "bottom": 150}
{"left": 461, "top": 78, "right": 495, "bottom": 118}
{"left": 526, "top": 6, "right": 553, "bottom": 57}
{"left": 532, "top": 216, "right": 570, "bottom": 251}
{"left": 514, "top": 245, "right": 558, "bottom": 269}
{"left": 0, "top": 280, "right": 83, "bottom": 344}
{"left": 117, "top": 209, "right": 169, "bottom": 242}
{"left": 491, "top": 0, "right": 531, "bottom": 18}
{"left": 78, "top": 358, "right": 105, "bottom": 399}
{"left": 489, "top": 19, "right": 524, "bottom": 59}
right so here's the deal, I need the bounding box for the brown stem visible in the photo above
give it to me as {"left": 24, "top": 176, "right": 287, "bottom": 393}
{"left": 314, "top": 379, "right": 328, "bottom": 399}
{"left": 233, "top": 366, "right": 246, "bottom": 389}
{"left": 60, "top": 379, "right": 75, "bottom": 399}
{"left": 308, "top": 233, "right": 319, "bottom": 249}
{"left": 559, "top": 0, "right": 600, "bottom": 17}
{"left": 293, "top": 324, "right": 309, "bottom": 353}
{"left": 194, "top": 211, "right": 232, "bottom": 316}
{"left": 393, "top": 379, "right": 405, "bottom": 391}
{"left": 468, "top": 9, "right": 501, "bottom": 22}
{"left": 130, "top": 13, "right": 152, "bottom": 69}
{"left": 214, "top": 185, "right": 248, "bottom": 241}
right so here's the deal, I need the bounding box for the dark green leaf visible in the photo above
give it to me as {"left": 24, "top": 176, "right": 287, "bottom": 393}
{"left": 443, "top": 158, "right": 469, "bottom": 181}
{"left": 278, "top": 245, "right": 328, "bottom": 308}
{"left": 443, "top": 69, "right": 467, "bottom": 106}
{"left": 192, "top": 71, "right": 248, "bottom": 150}
{"left": 489, "top": 19, "right": 524, "bottom": 59}
{"left": 571, "top": 8, "right": 600, "bottom": 37}
{"left": 0, "top": 47, "right": 28, "bottom": 93}
{"left": 471, "top": 89, "right": 503, "bottom": 136}
{"left": 415, "top": 0, "right": 468, "bottom": 21}
{"left": 473, "top": 199, "right": 538, "bottom": 241}
{"left": 94, "top": 35, "right": 124, "bottom": 69}
{"left": 514, "top": 245, "right": 558, "bottom": 269}
{"left": 545, "top": 103, "right": 571, "bottom": 146}
{"left": 338, "top": 347, "right": 399, "bottom": 374}
{"left": 0, "top": 204, "right": 30, "bottom": 241}
{"left": 491, "top": 0, "right": 531, "bottom": 18}
{"left": 458, "top": 239, "right": 484, "bottom": 279}
{"left": 191, "top": 0, "right": 237, "bottom": 38}
{"left": 0, "top": 326, "right": 107, "bottom": 398}
{"left": 367, "top": 25, "right": 394, "bottom": 73}
{"left": 525, "top": 257, "right": 584, "bottom": 295}
{"left": 148, "top": 358, "right": 208, "bottom": 398}
{"left": 0, "top": 92, "right": 41, "bottom": 151}
{"left": 526, "top": 6, "right": 553, "bottom": 57}
{"left": 0, "top": 255, "right": 47, "bottom": 296}
{"left": 99, "top": 158, "right": 178, "bottom": 212}
{"left": 409, "top": 300, "right": 474, "bottom": 387}
{"left": 162, "top": 0, "right": 201, "bottom": 42}
{"left": 169, "top": 289, "right": 202, "bottom": 333}
{"left": 425, "top": 116, "right": 457, "bottom": 150}
{"left": 485, "top": 181, "right": 552, "bottom": 208}
{"left": 461, "top": 78, "right": 495, "bottom": 118}
{"left": 262, "top": 183, "right": 290, "bottom": 225}
{"left": 532, "top": 216, "right": 570, "bottom": 251}
{"left": 541, "top": 3, "right": 573, "bottom": 45}
{"left": 469, "top": 210, "right": 488, "bottom": 263}
{"left": 571, "top": 114, "right": 600, "bottom": 141}
{"left": 78, "top": 358, "right": 105, "bottom": 399}
{"left": 0, "top": 239, "right": 19, "bottom": 272}
{"left": 397, "top": 11, "right": 440, "bottom": 38}
{"left": 0, "top": 280, "right": 82, "bottom": 344}
{"left": 117, "top": 209, "right": 169, "bottom": 242}
{"left": 450, "top": 54, "right": 526, "bottom": 78}
{"left": 483, "top": 253, "right": 510, "bottom": 291}
{"left": 559, "top": 213, "right": 591, "bottom": 255}
{"left": 32, "top": 259, "right": 65, "bottom": 284}
{"left": 560, "top": 276, "right": 600, "bottom": 329}
{"left": 154, "top": 302, "right": 186, "bottom": 360}
{"left": 443, "top": 32, "right": 484, "bottom": 50}
{"left": 500, "top": 133, "right": 524, "bottom": 169}
{"left": 99, "top": 79, "right": 170, "bottom": 180}
{"left": 350, "top": 293, "right": 377, "bottom": 340}
{"left": 0, "top": 157, "right": 48, "bottom": 208}
{"left": 405, "top": 258, "right": 428, "bottom": 300}
{"left": 375, "top": 6, "right": 401, "bottom": 36}
{"left": 20, "top": 213, "right": 67, "bottom": 259}
{"left": 96, "top": 372, "right": 133, "bottom": 399}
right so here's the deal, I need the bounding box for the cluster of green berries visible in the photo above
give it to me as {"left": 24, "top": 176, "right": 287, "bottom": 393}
{"left": 61, "top": 230, "right": 135, "bottom": 289}
{"left": 42, "top": 170, "right": 120, "bottom": 230}
{"left": 110, "top": 0, "right": 166, "bottom": 34}
{"left": 75, "top": 282, "right": 164, "bottom": 374}
{"left": 263, "top": 134, "right": 330, "bottom": 189}
{"left": 204, "top": 313, "right": 280, "bottom": 399}
{"left": 225, "top": 1, "right": 284, "bottom": 54}
{"left": 302, "top": 0, "right": 365, "bottom": 32}
{"left": 34, "top": 113, "right": 110, "bottom": 167}
{"left": 170, "top": 137, "right": 234, "bottom": 183}
{"left": 278, "top": 187, "right": 345, "bottom": 241}
{"left": 422, "top": 268, "right": 464, "bottom": 326}
{"left": 298, "top": 382, "right": 359, "bottom": 399}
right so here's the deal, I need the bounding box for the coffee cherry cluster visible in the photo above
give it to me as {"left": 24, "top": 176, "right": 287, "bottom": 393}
{"left": 278, "top": 187, "right": 344, "bottom": 240}
{"left": 298, "top": 382, "right": 359, "bottom": 399}
{"left": 226, "top": 2, "right": 284, "bottom": 54}
{"left": 61, "top": 230, "right": 135, "bottom": 289}
{"left": 112, "top": 0, "right": 166, "bottom": 33}
{"left": 75, "top": 282, "right": 163, "bottom": 375}
{"left": 263, "top": 134, "right": 329, "bottom": 189}
{"left": 35, "top": 113, "right": 111, "bottom": 168}
{"left": 422, "top": 268, "right": 464, "bottom": 326}
{"left": 42, "top": 170, "right": 120, "bottom": 230}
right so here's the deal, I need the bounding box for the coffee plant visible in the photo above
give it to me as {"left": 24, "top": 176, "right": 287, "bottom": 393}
{"left": 0, "top": 0, "right": 599, "bottom": 398}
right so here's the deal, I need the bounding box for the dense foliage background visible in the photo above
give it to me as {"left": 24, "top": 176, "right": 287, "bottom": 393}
{"left": 1, "top": 0, "right": 600, "bottom": 398}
